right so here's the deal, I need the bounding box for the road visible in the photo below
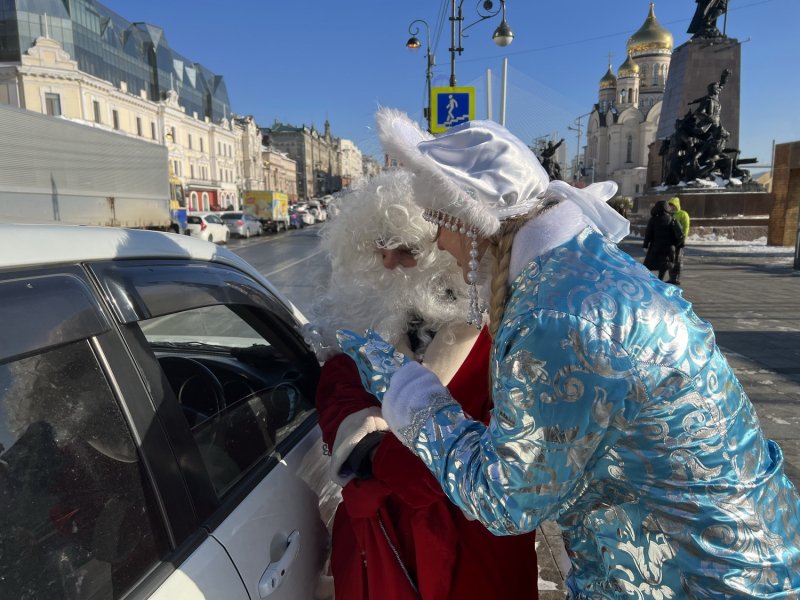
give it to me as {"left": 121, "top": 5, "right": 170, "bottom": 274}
{"left": 229, "top": 225, "right": 328, "bottom": 318}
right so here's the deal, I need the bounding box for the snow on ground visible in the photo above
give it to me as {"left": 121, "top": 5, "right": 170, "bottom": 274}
{"left": 686, "top": 233, "right": 795, "bottom": 254}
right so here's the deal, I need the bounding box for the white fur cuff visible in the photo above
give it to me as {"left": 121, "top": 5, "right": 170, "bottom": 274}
{"left": 330, "top": 407, "right": 390, "bottom": 486}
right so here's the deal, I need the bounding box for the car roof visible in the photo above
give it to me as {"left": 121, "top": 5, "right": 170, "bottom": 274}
{"left": 0, "top": 224, "right": 306, "bottom": 323}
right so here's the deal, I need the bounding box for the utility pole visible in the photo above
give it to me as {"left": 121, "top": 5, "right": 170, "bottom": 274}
{"left": 568, "top": 113, "right": 589, "bottom": 181}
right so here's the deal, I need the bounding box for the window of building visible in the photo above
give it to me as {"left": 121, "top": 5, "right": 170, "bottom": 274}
{"left": 93, "top": 100, "right": 102, "bottom": 124}
{"left": 44, "top": 92, "right": 61, "bottom": 116}
{"left": 151, "top": 122, "right": 157, "bottom": 140}
{"left": 188, "top": 134, "right": 193, "bottom": 150}
{"left": 136, "top": 116, "right": 143, "bottom": 136}
{"left": 171, "top": 127, "right": 177, "bottom": 143}
{"left": 626, "top": 135, "right": 633, "bottom": 163}
{"left": 190, "top": 164, "right": 195, "bottom": 179}
{"left": 199, "top": 138, "right": 204, "bottom": 153}
{"left": 112, "top": 109, "right": 120, "bottom": 130}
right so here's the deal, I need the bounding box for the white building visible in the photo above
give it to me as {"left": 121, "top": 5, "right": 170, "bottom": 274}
{"left": 583, "top": 3, "right": 673, "bottom": 197}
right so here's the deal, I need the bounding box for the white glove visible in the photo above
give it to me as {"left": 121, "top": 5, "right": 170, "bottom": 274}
{"left": 382, "top": 361, "right": 459, "bottom": 448}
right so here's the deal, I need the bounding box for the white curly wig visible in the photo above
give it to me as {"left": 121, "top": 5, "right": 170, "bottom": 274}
{"left": 304, "top": 169, "right": 469, "bottom": 360}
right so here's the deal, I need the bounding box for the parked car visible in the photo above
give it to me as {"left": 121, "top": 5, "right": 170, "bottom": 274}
{"left": 185, "top": 211, "right": 230, "bottom": 244}
{"left": 0, "top": 224, "right": 337, "bottom": 600}
{"left": 287, "top": 207, "right": 305, "bottom": 230}
{"left": 294, "top": 204, "right": 316, "bottom": 227}
{"left": 220, "top": 212, "right": 263, "bottom": 238}
{"left": 306, "top": 200, "right": 327, "bottom": 223}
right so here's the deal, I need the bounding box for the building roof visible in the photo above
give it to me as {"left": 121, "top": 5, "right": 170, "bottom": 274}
{"left": 628, "top": 2, "right": 673, "bottom": 55}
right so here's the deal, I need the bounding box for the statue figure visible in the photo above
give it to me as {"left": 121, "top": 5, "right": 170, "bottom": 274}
{"left": 688, "top": 0, "right": 728, "bottom": 39}
{"left": 688, "top": 68, "right": 731, "bottom": 136}
{"left": 539, "top": 138, "right": 564, "bottom": 181}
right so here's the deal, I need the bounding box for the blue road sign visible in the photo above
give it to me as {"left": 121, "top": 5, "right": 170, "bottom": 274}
{"left": 430, "top": 87, "right": 475, "bottom": 133}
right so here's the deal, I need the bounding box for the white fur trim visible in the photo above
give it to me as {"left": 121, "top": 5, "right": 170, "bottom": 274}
{"left": 330, "top": 407, "right": 390, "bottom": 486}
{"left": 420, "top": 320, "right": 481, "bottom": 386}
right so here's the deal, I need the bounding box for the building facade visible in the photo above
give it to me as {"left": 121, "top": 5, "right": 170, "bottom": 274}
{"left": 583, "top": 3, "right": 673, "bottom": 197}
{"left": 337, "top": 138, "right": 363, "bottom": 188}
{"left": 262, "top": 146, "right": 298, "bottom": 202}
{"left": 0, "top": 0, "right": 247, "bottom": 211}
{"left": 264, "top": 120, "right": 342, "bottom": 200}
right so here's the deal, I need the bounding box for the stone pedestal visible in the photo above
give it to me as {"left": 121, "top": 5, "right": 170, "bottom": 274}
{"left": 632, "top": 189, "right": 775, "bottom": 242}
{"left": 768, "top": 141, "right": 800, "bottom": 248}
{"left": 656, "top": 37, "right": 742, "bottom": 150}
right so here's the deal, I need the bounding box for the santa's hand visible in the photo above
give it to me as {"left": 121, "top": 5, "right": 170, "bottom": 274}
{"left": 382, "top": 361, "right": 459, "bottom": 448}
{"left": 336, "top": 329, "right": 410, "bottom": 404}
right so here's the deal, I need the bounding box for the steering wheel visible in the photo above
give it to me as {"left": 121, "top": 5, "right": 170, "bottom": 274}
{"left": 158, "top": 356, "right": 226, "bottom": 428}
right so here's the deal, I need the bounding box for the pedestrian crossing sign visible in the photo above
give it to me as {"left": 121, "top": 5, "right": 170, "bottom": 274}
{"left": 430, "top": 87, "right": 475, "bottom": 133}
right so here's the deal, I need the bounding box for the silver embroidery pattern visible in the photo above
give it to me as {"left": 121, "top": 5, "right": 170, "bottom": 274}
{"left": 400, "top": 228, "right": 800, "bottom": 596}
{"left": 396, "top": 391, "right": 458, "bottom": 449}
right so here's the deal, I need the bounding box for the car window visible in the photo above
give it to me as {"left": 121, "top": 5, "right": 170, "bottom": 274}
{"left": 206, "top": 215, "right": 222, "bottom": 225}
{"left": 187, "top": 216, "right": 201, "bottom": 225}
{"left": 140, "top": 305, "right": 315, "bottom": 498}
{"left": 0, "top": 340, "right": 170, "bottom": 599}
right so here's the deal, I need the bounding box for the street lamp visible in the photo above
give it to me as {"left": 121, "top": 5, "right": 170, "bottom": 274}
{"left": 406, "top": 19, "right": 434, "bottom": 133}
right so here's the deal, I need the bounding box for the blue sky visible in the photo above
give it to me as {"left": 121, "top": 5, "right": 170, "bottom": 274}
{"left": 101, "top": 0, "right": 797, "bottom": 169}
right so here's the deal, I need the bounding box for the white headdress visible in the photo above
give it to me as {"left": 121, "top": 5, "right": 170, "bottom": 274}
{"left": 376, "top": 108, "right": 630, "bottom": 324}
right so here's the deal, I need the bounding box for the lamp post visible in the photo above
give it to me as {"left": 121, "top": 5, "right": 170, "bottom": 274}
{"left": 407, "top": 1, "right": 514, "bottom": 98}
{"left": 406, "top": 19, "right": 434, "bottom": 133}
{"left": 448, "top": 0, "right": 514, "bottom": 87}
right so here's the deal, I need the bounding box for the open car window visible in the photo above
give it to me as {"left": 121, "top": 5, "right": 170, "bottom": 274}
{"left": 140, "top": 304, "right": 315, "bottom": 498}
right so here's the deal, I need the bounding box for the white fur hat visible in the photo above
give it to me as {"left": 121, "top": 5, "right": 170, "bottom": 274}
{"left": 376, "top": 107, "right": 630, "bottom": 243}
{"left": 376, "top": 107, "right": 550, "bottom": 237}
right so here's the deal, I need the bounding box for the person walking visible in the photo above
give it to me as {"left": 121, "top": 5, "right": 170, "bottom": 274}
{"left": 305, "top": 170, "right": 539, "bottom": 600}
{"left": 336, "top": 108, "right": 800, "bottom": 598}
{"left": 643, "top": 199, "right": 683, "bottom": 281}
{"left": 667, "top": 196, "right": 690, "bottom": 284}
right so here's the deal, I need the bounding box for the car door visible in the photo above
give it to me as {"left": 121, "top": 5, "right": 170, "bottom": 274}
{"left": 0, "top": 265, "right": 249, "bottom": 600}
{"left": 89, "top": 259, "right": 336, "bottom": 600}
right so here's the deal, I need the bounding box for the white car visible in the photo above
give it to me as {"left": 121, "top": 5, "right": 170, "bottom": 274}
{"left": 186, "top": 211, "right": 230, "bottom": 244}
{"left": 294, "top": 204, "right": 316, "bottom": 226}
{"left": 0, "top": 224, "right": 336, "bottom": 600}
{"left": 306, "top": 201, "right": 327, "bottom": 223}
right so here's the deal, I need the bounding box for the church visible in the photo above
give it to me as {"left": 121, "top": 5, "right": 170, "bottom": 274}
{"left": 583, "top": 2, "right": 673, "bottom": 197}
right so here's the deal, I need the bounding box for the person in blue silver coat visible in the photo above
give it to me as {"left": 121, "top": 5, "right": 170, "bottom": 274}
{"left": 336, "top": 108, "right": 800, "bottom": 598}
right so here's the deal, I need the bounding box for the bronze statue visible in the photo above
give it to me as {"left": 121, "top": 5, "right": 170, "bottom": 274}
{"left": 539, "top": 138, "right": 564, "bottom": 181}
{"left": 688, "top": 0, "right": 728, "bottom": 39}
{"left": 661, "top": 69, "right": 754, "bottom": 186}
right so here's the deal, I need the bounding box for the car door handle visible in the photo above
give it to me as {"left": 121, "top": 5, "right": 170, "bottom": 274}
{"left": 259, "top": 530, "right": 301, "bottom": 598}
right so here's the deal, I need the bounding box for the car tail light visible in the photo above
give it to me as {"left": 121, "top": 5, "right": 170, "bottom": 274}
{"left": 236, "top": 219, "right": 244, "bottom": 225}
{"left": 200, "top": 221, "right": 207, "bottom": 231}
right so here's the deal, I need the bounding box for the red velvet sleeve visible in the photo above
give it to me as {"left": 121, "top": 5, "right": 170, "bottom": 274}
{"left": 315, "top": 353, "right": 380, "bottom": 450}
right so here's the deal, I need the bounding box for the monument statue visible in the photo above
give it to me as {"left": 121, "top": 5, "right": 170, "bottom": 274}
{"left": 539, "top": 138, "right": 564, "bottom": 181}
{"left": 661, "top": 69, "right": 754, "bottom": 186}
{"left": 688, "top": 0, "right": 728, "bottom": 39}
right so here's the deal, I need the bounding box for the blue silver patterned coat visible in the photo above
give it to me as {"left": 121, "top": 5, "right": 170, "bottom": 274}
{"left": 405, "top": 228, "right": 800, "bottom": 597}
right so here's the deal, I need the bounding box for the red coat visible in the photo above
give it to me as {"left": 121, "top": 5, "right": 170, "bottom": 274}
{"left": 316, "top": 328, "right": 539, "bottom": 600}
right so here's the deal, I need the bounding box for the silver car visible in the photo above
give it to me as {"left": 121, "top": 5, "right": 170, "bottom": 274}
{"left": 0, "top": 224, "right": 336, "bottom": 600}
{"left": 221, "top": 212, "right": 263, "bottom": 238}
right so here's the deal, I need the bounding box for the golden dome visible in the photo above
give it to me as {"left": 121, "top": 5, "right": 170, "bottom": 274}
{"left": 618, "top": 52, "right": 639, "bottom": 78}
{"left": 627, "top": 3, "right": 673, "bottom": 55}
{"left": 599, "top": 64, "right": 617, "bottom": 89}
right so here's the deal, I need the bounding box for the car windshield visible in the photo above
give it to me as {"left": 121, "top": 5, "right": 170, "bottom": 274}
{"left": 221, "top": 212, "right": 242, "bottom": 220}
{"left": 141, "top": 305, "right": 269, "bottom": 350}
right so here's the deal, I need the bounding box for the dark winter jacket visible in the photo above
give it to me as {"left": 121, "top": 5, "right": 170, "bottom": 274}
{"left": 643, "top": 200, "right": 683, "bottom": 271}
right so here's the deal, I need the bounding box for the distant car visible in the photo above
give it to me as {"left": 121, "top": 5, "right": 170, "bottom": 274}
{"left": 220, "top": 212, "right": 263, "bottom": 238}
{"left": 0, "top": 224, "right": 336, "bottom": 600}
{"left": 306, "top": 201, "right": 327, "bottom": 223}
{"left": 294, "top": 204, "right": 316, "bottom": 226}
{"left": 186, "top": 212, "right": 230, "bottom": 244}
